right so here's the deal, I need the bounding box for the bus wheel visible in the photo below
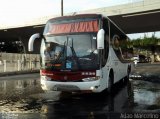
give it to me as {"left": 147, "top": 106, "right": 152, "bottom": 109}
{"left": 124, "top": 67, "right": 130, "bottom": 84}
{"left": 108, "top": 71, "right": 114, "bottom": 93}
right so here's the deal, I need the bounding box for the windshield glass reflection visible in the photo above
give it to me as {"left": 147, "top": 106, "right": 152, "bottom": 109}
{"left": 40, "top": 34, "right": 99, "bottom": 71}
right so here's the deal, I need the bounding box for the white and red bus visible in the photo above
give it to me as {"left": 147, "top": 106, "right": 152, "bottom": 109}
{"left": 28, "top": 14, "right": 133, "bottom": 93}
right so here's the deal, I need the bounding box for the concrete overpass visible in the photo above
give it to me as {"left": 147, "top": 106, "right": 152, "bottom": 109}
{"left": 79, "top": 0, "right": 160, "bottom": 33}
{"left": 0, "top": 0, "right": 160, "bottom": 53}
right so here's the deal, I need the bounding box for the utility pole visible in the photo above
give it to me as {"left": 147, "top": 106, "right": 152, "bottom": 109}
{"left": 61, "top": 0, "right": 63, "bottom": 16}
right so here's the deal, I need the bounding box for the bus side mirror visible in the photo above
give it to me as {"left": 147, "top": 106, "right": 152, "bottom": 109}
{"left": 28, "top": 33, "right": 41, "bottom": 51}
{"left": 97, "top": 29, "right": 105, "bottom": 49}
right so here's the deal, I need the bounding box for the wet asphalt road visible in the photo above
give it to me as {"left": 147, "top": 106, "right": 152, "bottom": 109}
{"left": 0, "top": 70, "right": 160, "bottom": 119}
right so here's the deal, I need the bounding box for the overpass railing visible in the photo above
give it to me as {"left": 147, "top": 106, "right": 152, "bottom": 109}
{"left": 0, "top": 53, "right": 40, "bottom": 73}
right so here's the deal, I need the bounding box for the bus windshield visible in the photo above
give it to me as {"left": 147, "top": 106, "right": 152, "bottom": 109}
{"left": 40, "top": 34, "right": 99, "bottom": 71}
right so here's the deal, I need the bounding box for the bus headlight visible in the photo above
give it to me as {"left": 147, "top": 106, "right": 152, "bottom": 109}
{"left": 41, "top": 76, "right": 51, "bottom": 81}
{"left": 82, "top": 76, "right": 100, "bottom": 82}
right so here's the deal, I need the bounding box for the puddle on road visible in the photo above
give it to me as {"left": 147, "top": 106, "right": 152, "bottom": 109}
{"left": 133, "top": 80, "right": 160, "bottom": 112}
{"left": 0, "top": 78, "right": 133, "bottom": 117}
{"left": 0, "top": 78, "right": 61, "bottom": 114}
{"left": 0, "top": 76, "right": 160, "bottom": 118}
{"left": 0, "top": 78, "right": 42, "bottom": 99}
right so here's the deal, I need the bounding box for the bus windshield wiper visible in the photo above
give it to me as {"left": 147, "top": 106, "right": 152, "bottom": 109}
{"left": 69, "top": 38, "right": 80, "bottom": 70}
{"left": 53, "top": 37, "right": 80, "bottom": 70}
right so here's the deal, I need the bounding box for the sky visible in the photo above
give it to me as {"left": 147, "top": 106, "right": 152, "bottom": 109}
{"left": 0, "top": 0, "right": 134, "bottom": 25}
{"left": 0, "top": 0, "right": 159, "bottom": 39}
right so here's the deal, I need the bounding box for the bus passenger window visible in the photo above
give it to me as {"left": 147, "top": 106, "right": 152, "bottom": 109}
{"left": 112, "top": 35, "right": 123, "bottom": 60}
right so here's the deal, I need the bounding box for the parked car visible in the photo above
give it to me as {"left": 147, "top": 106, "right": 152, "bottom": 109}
{"left": 139, "top": 55, "right": 151, "bottom": 63}
{"left": 133, "top": 55, "right": 150, "bottom": 63}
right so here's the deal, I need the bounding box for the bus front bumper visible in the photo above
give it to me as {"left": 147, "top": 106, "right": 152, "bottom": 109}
{"left": 40, "top": 77, "right": 103, "bottom": 93}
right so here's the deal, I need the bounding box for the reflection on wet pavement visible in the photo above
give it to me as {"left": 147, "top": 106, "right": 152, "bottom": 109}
{"left": 0, "top": 74, "right": 159, "bottom": 118}
{"left": 39, "top": 83, "right": 133, "bottom": 118}
{"left": 0, "top": 75, "right": 132, "bottom": 118}
{"left": 133, "top": 80, "right": 160, "bottom": 112}
{"left": 0, "top": 77, "right": 43, "bottom": 113}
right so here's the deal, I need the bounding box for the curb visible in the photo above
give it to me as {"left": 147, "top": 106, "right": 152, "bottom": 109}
{"left": 0, "top": 70, "right": 39, "bottom": 77}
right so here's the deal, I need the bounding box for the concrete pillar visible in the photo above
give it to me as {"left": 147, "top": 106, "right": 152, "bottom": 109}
{"left": 18, "top": 60, "right": 21, "bottom": 71}
{"left": 3, "top": 60, "right": 6, "bottom": 72}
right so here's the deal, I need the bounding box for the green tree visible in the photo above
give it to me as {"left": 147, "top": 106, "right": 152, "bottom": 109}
{"left": 131, "top": 33, "right": 160, "bottom": 62}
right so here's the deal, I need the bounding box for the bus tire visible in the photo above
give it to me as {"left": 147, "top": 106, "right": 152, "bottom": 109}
{"left": 124, "top": 66, "right": 131, "bottom": 84}
{"left": 108, "top": 70, "right": 114, "bottom": 93}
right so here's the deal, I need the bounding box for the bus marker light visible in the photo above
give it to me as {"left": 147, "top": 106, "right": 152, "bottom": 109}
{"left": 90, "top": 86, "right": 95, "bottom": 90}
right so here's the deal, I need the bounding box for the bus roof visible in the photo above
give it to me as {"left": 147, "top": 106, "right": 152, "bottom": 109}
{"left": 48, "top": 14, "right": 102, "bottom": 22}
